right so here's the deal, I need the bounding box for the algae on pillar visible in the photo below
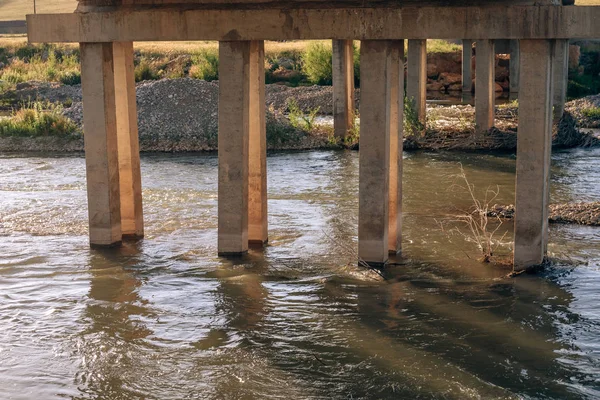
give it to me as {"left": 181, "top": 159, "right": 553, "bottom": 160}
{"left": 514, "top": 39, "right": 554, "bottom": 271}
{"left": 475, "top": 39, "right": 495, "bottom": 133}
{"left": 332, "top": 40, "right": 355, "bottom": 140}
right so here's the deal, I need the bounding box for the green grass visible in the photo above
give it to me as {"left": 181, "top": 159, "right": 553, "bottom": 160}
{"left": 581, "top": 106, "right": 600, "bottom": 118}
{"left": 0, "top": 101, "right": 79, "bottom": 137}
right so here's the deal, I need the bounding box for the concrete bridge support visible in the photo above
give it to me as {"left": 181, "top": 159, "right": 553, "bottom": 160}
{"left": 407, "top": 39, "right": 427, "bottom": 129}
{"left": 553, "top": 39, "right": 570, "bottom": 121}
{"left": 388, "top": 40, "right": 405, "bottom": 255}
{"left": 510, "top": 40, "right": 520, "bottom": 93}
{"left": 514, "top": 39, "right": 554, "bottom": 271}
{"left": 80, "top": 41, "right": 144, "bottom": 246}
{"left": 462, "top": 39, "right": 473, "bottom": 93}
{"left": 218, "top": 40, "right": 267, "bottom": 255}
{"left": 359, "top": 40, "right": 404, "bottom": 265}
{"left": 475, "top": 39, "right": 495, "bottom": 132}
{"left": 332, "top": 40, "right": 356, "bottom": 140}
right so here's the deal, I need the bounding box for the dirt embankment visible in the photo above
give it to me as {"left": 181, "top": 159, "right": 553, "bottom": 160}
{"left": 489, "top": 203, "right": 600, "bottom": 226}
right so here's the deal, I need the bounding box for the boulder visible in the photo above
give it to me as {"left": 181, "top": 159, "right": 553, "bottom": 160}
{"left": 438, "top": 72, "right": 462, "bottom": 86}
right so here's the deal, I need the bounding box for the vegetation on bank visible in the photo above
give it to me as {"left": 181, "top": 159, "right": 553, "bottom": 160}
{"left": 0, "top": 101, "right": 79, "bottom": 137}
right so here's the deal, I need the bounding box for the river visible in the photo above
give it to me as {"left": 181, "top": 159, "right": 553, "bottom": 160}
{"left": 0, "top": 148, "right": 599, "bottom": 399}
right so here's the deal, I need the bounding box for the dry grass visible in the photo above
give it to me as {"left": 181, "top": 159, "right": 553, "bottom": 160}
{"left": 0, "top": 0, "right": 77, "bottom": 21}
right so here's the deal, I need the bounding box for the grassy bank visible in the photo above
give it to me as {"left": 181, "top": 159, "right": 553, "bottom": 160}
{"left": 0, "top": 37, "right": 464, "bottom": 93}
{"left": 0, "top": 101, "right": 79, "bottom": 137}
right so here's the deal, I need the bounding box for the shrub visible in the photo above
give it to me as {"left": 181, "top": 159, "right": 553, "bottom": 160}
{"left": 0, "top": 101, "right": 79, "bottom": 137}
{"left": 135, "top": 59, "right": 160, "bottom": 82}
{"left": 302, "top": 42, "right": 333, "bottom": 85}
{"left": 582, "top": 107, "right": 600, "bottom": 119}
{"left": 287, "top": 98, "right": 319, "bottom": 131}
{"left": 59, "top": 70, "right": 81, "bottom": 85}
{"left": 190, "top": 49, "right": 219, "bottom": 81}
{"left": 404, "top": 96, "right": 425, "bottom": 137}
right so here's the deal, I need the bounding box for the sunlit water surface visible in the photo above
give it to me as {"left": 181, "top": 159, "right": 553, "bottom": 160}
{"left": 0, "top": 149, "right": 599, "bottom": 399}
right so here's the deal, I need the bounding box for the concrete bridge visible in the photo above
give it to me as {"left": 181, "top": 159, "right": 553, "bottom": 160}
{"left": 26, "top": 0, "right": 599, "bottom": 272}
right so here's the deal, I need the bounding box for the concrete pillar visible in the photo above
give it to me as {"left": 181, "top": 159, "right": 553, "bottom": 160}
{"left": 248, "top": 40, "right": 268, "bottom": 246}
{"left": 510, "top": 40, "right": 520, "bottom": 94}
{"left": 388, "top": 40, "right": 404, "bottom": 254}
{"left": 80, "top": 43, "right": 122, "bottom": 246}
{"left": 332, "top": 39, "right": 355, "bottom": 140}
{"left": 553, "top": 39, "right": 570, "bottom": 122}
{"left": 514, "top": 40, "right": 554, "bottom": 272}
{"left": 218, "top": 41, "right": 251, "bottom": 255}
{"left": 359, "top": 40, "right": 391, "bottom": 266}
{"left": 475, "top": 39, "right": 495, "bottom": 133}
{"left": 462, "top": 39, "right": 473, "bottom": 93}
{"left": 113, "top": 42, "right": 144, "bottom": 238}
{"left": 406, "top": 39, "right": 427, "bottom": 126}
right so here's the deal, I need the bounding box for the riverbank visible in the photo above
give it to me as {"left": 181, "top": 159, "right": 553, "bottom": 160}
{"left": 1, "top": 78, "right": 599, "bottom": 152}
{"left": 490, "top": 202, "right": 600, "bottom": 226}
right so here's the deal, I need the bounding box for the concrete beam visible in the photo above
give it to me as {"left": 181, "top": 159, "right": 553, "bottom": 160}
{"left": 80, "top": 42, "right": 122, "bottom": 246}
{"left": 113, "top": 41, "right": 144, "bottom": 238}
{"left": 332, "top": 39, "right": 356, "bottom": 140}
{"left": 514, "top": 39, "right": 554, "bottom": 272}
{"left": 359, "top": 40, "right": 391, "bottom": 266}
{"left": 407, "top": 39, "right": 427, "bottom": 126}
{"left": 553, "top": 39, "right": 569, "bottom": 121}
{"left": 248, "top": 40, "right": 268, "bottom": 246}
{"left": 218, "top": 41, "right": 251, "bottom": 255}
{"left": 475, "top": 39, "right": 495, "bottom": 133}
{"left": 388, "top": 40, "right": 404, "bottom": 254}
{"left": 27, "top": 6, "right": 600, "bottom": 43}
{"left": 462, "top": 39, "right": 473, "bottom": 93}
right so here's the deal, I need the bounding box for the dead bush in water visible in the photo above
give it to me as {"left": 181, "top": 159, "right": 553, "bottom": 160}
{"left": 437, "top": 164, "right": 509, "bottom": 263}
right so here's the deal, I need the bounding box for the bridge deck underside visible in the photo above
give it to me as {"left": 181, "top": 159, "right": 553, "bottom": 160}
{"left": 27, "top": 6, "right": 600, "bottom": 43}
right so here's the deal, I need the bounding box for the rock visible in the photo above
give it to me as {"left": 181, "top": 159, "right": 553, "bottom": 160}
{"left": 499, "top": 80, "right": 510, "bottom": 91}
{"left": 12, "top": 81, "right": 82, "bottom": 104}
{"left": 438, "top": 72, "right": 462, "bottom": 86}
{"left": 447, "top": 83, "right": 462, "bottom": 92}
{"left": 495, "top": 83, "right": 504, "bottom": 92}
{"left": 427, "top": 82, "right": 444, "bottom": 92}
{"left": 427, "top": 63, "right": 439, "bottom": 79}
{"left": 495, "top": 66, "right": 509, "bottom": 82}
{"left": 569, "top": 45, "right": 581, "bottom": 71}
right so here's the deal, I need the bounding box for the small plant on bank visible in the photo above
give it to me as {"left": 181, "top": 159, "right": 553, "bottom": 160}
{"left": 0, "top": 101, "right": 79, "bottom": 138}
{"left": 437, "top": 164, "right": 509, "bottom": 263}
{"left": 404, "top": 96, "right": 425, "bottom": 137}
{"left": 581, "top": 106, "right": 600, "bottom": 119}
{"left": 135, "top": 59, "right": 160, "bottom": 82}
{"left": 190, "top": 49, "right": 219, "bottom": 81}
{"left": 287, "top": 98, "right": 320, "bottom": 131}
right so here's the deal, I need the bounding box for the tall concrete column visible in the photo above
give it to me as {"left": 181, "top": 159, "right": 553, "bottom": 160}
{"left": 553, "top": 39, "right": 570, "bottom": 122}
{"left": 514, "top": 40, "right": 554, "bottom": 272}
{"left": 509, "top": 40, "right": 520, "bottom": 94}
{"left": 462, "top": 39, "right": 473, "bottom": 93}
{"left": 113, "top": 42, "right": 144, "bottom": 238}
{"left": 80, "top": 42, "right": 122, "bottom": 246}
{"left": 332, "top": 39, "right": 355, "bottom": 140}
{"left": 388, "top": 40, "right": 404, "bottom": 254}
{"left": 359, "top": 40, "right": 391, "bottom": 266}
{"left": 406, "top": 39, "right": 427, "bottom": 126}
{"left": 475, "top": 39, "right": 495, "bottom": 133}
{"left": 218, "top": 41, "right": 251, "bottom": 255}
{"left": 248, "top": 40, "right": 268, "bottom": 246}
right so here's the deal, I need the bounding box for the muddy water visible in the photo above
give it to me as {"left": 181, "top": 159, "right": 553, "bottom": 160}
{"left": 0, "top": 149, "right": 599, "bottom": 399}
